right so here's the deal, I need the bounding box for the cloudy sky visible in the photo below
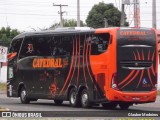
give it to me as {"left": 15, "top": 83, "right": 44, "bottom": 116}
{"left": 0, "top": 0, "right": 160, "bottom": 31}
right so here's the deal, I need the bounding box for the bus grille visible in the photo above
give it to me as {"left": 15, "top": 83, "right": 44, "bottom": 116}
{"left": 120, "top": 61, "right": 152, "bottom": 70}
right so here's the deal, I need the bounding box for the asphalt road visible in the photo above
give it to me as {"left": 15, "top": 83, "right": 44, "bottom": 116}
{"left": 0, "top": 91, "right": 160, "bottom": 117}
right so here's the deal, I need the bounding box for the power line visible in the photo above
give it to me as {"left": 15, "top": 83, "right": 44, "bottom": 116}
{"left": 0, "top": 12, "right": 88, "bottom": 16}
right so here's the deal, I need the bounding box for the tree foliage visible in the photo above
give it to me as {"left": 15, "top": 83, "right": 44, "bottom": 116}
{"left": 50, "top": 19, "right": 85, "bottom": 29}
{"left": 0, "top": 27, "right": 20, "bottom": 47}
{"left": 0, "top": 26, "right": 20, "bottom": 42}
{"left": 86, "top": 2, "right": 129, "bottom": 28}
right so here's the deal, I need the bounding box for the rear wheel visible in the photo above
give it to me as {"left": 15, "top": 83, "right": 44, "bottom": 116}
{"left": 69, "top": 88, "right": 79, "bottom": 107}
{"left": 20, "top": 87, "right": 30, "bottom": 104}
{"left": 54, "top": 100, "right": 63, "bottom": 105}
{"left": 102, "top": 102, "right": 117, "bottom": 109}
{"left": 119, "top": 103, "right": 130, "bottom": 110}
{"left": 81, "top": 89, "right": 90, "bottom": 108}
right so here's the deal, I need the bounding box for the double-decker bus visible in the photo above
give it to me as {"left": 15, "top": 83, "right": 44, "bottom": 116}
{"left": 7, "top": 27, "right": 158, "bottom": 109}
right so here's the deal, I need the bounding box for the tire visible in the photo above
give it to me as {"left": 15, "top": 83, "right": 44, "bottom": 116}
{"left": 119, "top": 103, "right": 130, "bottom": 110}
{"left": 69, "top": 88, "right": 79, "bottom": 107}
{"left": 80, "top": 89, "right": 90, "bottom": 108}
{"left": 20, "top": 87, "right": 30, "bottom": 104}
{"left": 102, "top": 102, "right": 117, "bottom": 109}
{"left": 30, "top": 99, "right": 38, "bottom": 101}
{"left": 54, "top": 100, "right": 63, "bottom": 105}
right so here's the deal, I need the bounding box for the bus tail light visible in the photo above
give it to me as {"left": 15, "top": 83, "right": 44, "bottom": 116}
{"left": 111, "top": 73, "right": 120, "bottom": 90}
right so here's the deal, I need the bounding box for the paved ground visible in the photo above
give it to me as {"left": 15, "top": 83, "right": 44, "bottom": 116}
{"left": 0, "top": 91, "right": 160, "bottom": 118}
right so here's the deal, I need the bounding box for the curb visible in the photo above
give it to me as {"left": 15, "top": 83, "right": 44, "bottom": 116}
{"left": 0, "top": 108, "right": 10, "bottom": 111}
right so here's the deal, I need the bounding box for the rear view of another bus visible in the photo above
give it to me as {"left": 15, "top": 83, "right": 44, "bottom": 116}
{"left": 109, "top": 28, "right": 158, "bottom": 109}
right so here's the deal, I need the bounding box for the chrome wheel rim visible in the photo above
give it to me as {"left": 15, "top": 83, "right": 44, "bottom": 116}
{"left": 21, "top": 90, "right": 26, "bottom": 101}
{"left": 82, "top": 92, "right": 88, "bottom": 106}
{"left": 70, "top": 91, "right": 76, "bottom": 104}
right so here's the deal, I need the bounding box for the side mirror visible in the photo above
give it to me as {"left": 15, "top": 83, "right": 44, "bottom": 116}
{"left": 7, "top": 52, "right": 17, "bottom": 60}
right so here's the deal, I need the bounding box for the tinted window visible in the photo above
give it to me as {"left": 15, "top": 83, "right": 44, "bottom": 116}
{"left": 9, "top": 38, "right": 23, "bottom": 53}
{"left": 91, "top": 33, "right": 110, "bottom": 55}
{"left": 19, "top": 36, "right": 52, "bottom": 59}
{"left": 51, "top": 36, "right": 73, "bottom": 56}
{"left": 19, "top": 35, "right": 74, "bottom": 59}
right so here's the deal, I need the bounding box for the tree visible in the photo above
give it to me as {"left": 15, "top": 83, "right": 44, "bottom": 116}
{"left": 0, "top": 26, "right": 20, "bottom": 42}
{"left": 86, "top": 2, "right": 129, "bottom": 28}
{"left": 50, "top": 19, "right": 86, "bottom": 29}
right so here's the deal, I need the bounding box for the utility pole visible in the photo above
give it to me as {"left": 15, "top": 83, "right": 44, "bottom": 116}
{"left": 121, "top": 0, "right": 130, "bottom": 27}
{"left": 133, "top": 0, "right": 140, "bottom": 27}
{"left": 77, "top": 0, "right": 80, "bottom": 27}
{"left": 152, "top": 0, "right": 156, "bottom": 29}
{"left": 53, "top": 3, "right": 68, "bottom": 27}
{"left": 120, "top": 3, "right": 125, "bottom": 27}
{"left": 104, "top": 18, "right": 108, "bottom": 28}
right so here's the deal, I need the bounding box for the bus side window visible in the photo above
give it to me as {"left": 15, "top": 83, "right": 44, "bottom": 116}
{"left": 91, "top": 33, "right": 110, "bottom": 55}
{"left": 9, "top": 38, "right": 23, "bottom": 54}
{"left": 19, "top": 36, "right": 53, "bottom": 59}
{"left": 35, "top": 37, "right": 51, "bottom": 56}
{"left": 19, "top": 37, "right": 35, "bottom": 59}
{"left": 52, "top": 36, "right": 73, "bottom": 56}
{"left": 50, "top": 36, "right": 61, "bottom": 56}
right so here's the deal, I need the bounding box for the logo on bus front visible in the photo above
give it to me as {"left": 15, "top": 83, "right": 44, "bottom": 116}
{"left": 120, "top": 31, "right": 147, "bottom": 36}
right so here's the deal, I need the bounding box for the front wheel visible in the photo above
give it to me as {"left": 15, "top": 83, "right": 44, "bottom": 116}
{"left": 81, "top": 89, "right": 90, "bottom": 108}
{"left": 54, "top": 100, "right": 63, "bottom": 105}
{"left": 20, "top": 87, "right": 30, "bottom": 104}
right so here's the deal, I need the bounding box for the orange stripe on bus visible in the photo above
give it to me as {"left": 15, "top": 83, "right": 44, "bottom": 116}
{"left": 70, "top": 38, "right": 78, "bottom": 84}
{"left": 83, "top": 38, "right": 88, "bottom": 88}
{"left": 147, "top": 69, "right": 154, "bottom": 87}
{"left": 133, "top": 52, "right": 137, "bottom": 60}
{"left": 137, "top": 50, "right": 141, "bottom": 60}
{"left": 136, "top": 70, "right": 144, "bottom": 88}
{"left": 118, "top": 70, "right": 135, "bottom": 86}
{"left": 121, "top": 70, "right": 140, "bottom": 89}
{"left": 76, "top": 39, "right": 80, "bottom": 86}
{"left": 151, "top": 66, "right": 155, "bottom": 76}
{"left": 148, "top": 50, "right": 150, "bottom": 60}
{"left": 59, "top": 40, "right": 75, "bottom": 95}
{"left": 142, "top": 50, "right": 144, "bottom": 60}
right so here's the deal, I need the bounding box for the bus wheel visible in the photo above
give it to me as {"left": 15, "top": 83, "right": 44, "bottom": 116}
{"left": 119, "top": 103, "right": 130, "bottom": 110}
{"left": 69, "top": 88, "right": 79, "bottom": 107}
{"left": 20, "top": 87, "right": 30, "bottom": 104}
{"left": 102, "top": 102, "right": 117, "bottom": 109}
{"left": 54, "top": 100, "right": 63, "bottom": 105}
{"left": 81, "top": 89, "right": 90, "bottom": 108}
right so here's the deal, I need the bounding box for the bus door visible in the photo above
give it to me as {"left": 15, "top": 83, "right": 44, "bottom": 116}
{"left": 18, "top": 36, "right": 41, "bottom": 97}
{"left": 7, "top": 38, "right": 23, "bottom": 97}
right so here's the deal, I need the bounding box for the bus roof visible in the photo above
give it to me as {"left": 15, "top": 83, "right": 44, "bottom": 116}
{"left": 13, "top": 27, "right": 154, "bottom": 40}
{"left": 13, "top": 28, "right": 95, "bottom": 40}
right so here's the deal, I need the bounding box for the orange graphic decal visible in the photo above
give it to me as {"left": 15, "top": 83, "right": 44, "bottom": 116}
{"left": 49, "top": 83, "right": 57, "bottom": 96}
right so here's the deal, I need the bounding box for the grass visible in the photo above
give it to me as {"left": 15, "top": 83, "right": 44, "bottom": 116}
{"left": 0, "top": 83, "right": 6, "bottom": 91}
